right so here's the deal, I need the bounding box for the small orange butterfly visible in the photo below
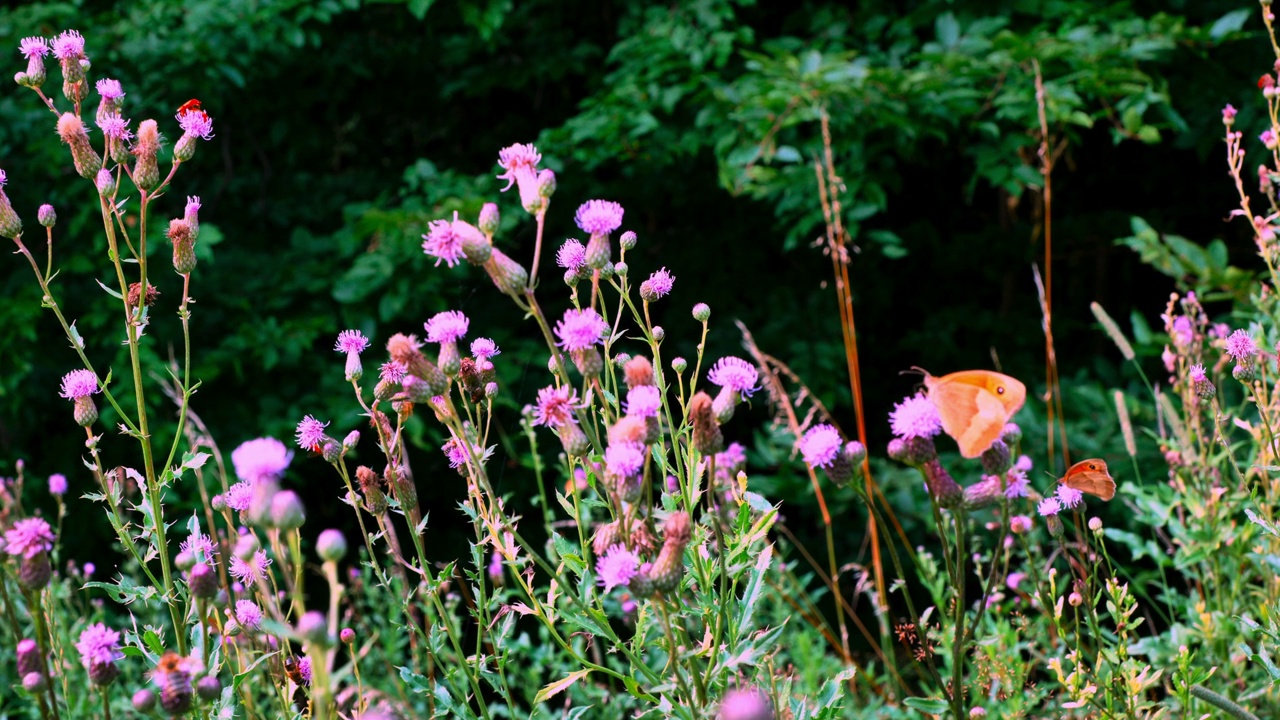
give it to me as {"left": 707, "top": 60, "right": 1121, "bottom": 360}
{"left": 1059, "top": 458, "right": 1116, "bottom": 501}
{"left": 176, "top": 98, "right": 202, "bottom": 117}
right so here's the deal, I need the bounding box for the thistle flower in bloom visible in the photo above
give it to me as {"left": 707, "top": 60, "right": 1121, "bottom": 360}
{"left": 50, "top": 30, "right": 85, "bottom": 60}
{"left": 556, "top": 239, "right": 586, "bottom": 272}
{"left": 1004, "top": 470, "right": 1029, "bottom": 498}
{"left": 295, "top": 415, "right": 329, "bottom": 451}
{"left": 1189, "top": 363, "right": 1215, "bottom": 399}
{"left": 639, "top": 267, "right": 675, "bottom": 302}
{"left": 59, "top": 369, "right": 99, "bottom": 399}
{"left": 1170, "top": 316, "right": 1193, "bottom": 347}
{"left": 1055, "top": 484, "right": 1083, "bottom": 509}
{"left": 471, "top": 338, "right": 499, "bottom": 361}
{"left": 442, "top": 435, "right": 493, "bottom": 470}
{"left": 231, "top": 437, "right": 292, "bottom": 484}
{"left": 1225, "top": 329, "right": 1258, "bottom": 364}
{"left": 5, "top": 518, "right": 55, "bottom": 558}
{"left": 707, "top": 356, "right": 758, "bottom": 424}
{"left": 625, "top": 385, "right": 662, "bottom": 418}
{"left": 889, "top": 393, "right": 942, "bottom": 439}
{"left": 1189, "top": 364, "right": 1207, "bottom": 384}
{"left": 48, "top": 474, "right": 67, "bottom": 496}
{"left": 425, "top": 310, "right": 469, "bottom": 344}
{"left": 176, "top": 108, "right": 214, "bottom": 140}
{"left": 76, "top": 623, "right": 122, "bottom": 685}
{"left": 179, "top": 533, "right": 218, "bottom": 564}
{"left": 297, "top": 656, "right": 313, "bottom": 685}
{"left": 575, "top": 199, "right": 624, "bottom": 237}
{"left": 1037, "top": 497, "right": 1061, "bottom": 517}
{"left": 554, "top": 308, "right": 609, "bottom": 351}
{"left": 334, "top": 329, "right": 370, "bottom": 381}
{"left": 496, "top": 143, "right": 544, "bottom": 213}
{"left": 224, "top": 482, "right": 253, "bottom": 512}
{"left": 229, "top": 550, "right": 272, "bottom": 585}
{"left": 800, "top": 424, "right": 842, "bottom": 468}
{"left": 96, "top": 78, "right": 123, "bottom": 100}
{"left": 97, "top": 112, "right": 132, "bottom": 141}
{"left": 596, "top": 543, "right": 640, "bottom": 592}
{"left": 234, "top": 600, "right": 263, "bottom": 630}
{"left": 605, "top": 442, "right": 645, "bottom": 478}
{"left": 421, "top": 218, "right": 468, "bottom": 267}
{"left": 532, "top": 385, "right": 578, "bottom": 428}
{"left": 19, "top": 37, "right": 49, "bottom": 59}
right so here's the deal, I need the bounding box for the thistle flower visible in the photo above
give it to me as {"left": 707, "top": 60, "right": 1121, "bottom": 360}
{"left": 1055, "top": 484, "right": 1083, "bottom": 509}
{"left": 624, "top": 355, "right": 655, "bottom": 388}
{"left": 708, "top": 356, "right": 758, "bottom": 423}
{"left": 50, "top": 30, "right": 85, "bottom": 62}
{"left": 799, "top": 424, "right": 842, "bottom": 468}
{"left": 132, "top": 119, "right": 160, "bottom": 191}
{"left": 556, "top": 239, "right": 587, "bottom": 274}
{"left": 1170, "top": 316, "right": 1193, "bottom": 348}
{"left": 690, "top": 391, "right": 724, "bottom": 455}
{"left": 639, "top": 267, "right": 675, "bottom": 301}
{"left": 1009, "top": 515, "right": 1033, "bottom": 534}
{"left": 179, "top": 533, "right": 218, "bottom": 565}
{"left": 605, "top": 442, "right": 645, "bottom": 479}
{"left": 48, "top": 473, "right": 67, "bottom": 496}
{"left": 1225, "top": 329, "right": 1258, "bottom": 365}
{"left": 228, "top": 550, "right": 272, "bottom": 585}
{"left": 295, "top": 415, "right": 330, "bottom": 451}
{"left": 470, "top": 337, "right": 499, "bottom": 361}
{"left": 58, "top": 369, "right": 99, "bottom": 426}
{"left": 575, "top": 199, "right": 624, "bottom": 269}
{"left": 625, "top": 385, "right": 662, "bottom": 418}
{"left": 231, "top": 437, "right": 292, "bottom": 484}
{"left": 76, "top": 623, "right": 122, "bottom": 686}
{"left": 334, "top": 329, "right": 370, "bottom": 381}
{"left": 5, "top": 518, "right": 54, "bottom": 559}
{"left": 1189, "top": 363, "right": 1215, "bottom": 399}
{"left": 1037, "top": 497, "right": 1061, "bottom": 517}
{"left": 174, "top": 107, "right": 213, "bottom": 162}
{"left": 596, "top": 543, "right": 640, "bottom": 592}
{"left": 554, "top": 308, "right": 608, "bottom": 351}
{"left": 17, "top": 638, "right": 41, "bottom": 677}
{"left": 442, "top": 434, "right": 493, "bottom": 471}
{"left": 168, "top": 218, "right": 196, "bottom": 274}
{"left": 95, "top": 78, "right": 123, "bottom": 125}
{"left": 422, "top": 215, "right": 490, "bottom": 267}
{"left": 496, "top": 143, "right": 545, "bottom": 213}
{"left": 1004, "top": 470, "right": 1029, "bottom": 498}
{"left": 224, "top": 482, "right": 253, "bottom": 512}
{"left": 425, "top": 310, "right": 470, "bottom": 376}
{"left": 890, "top": 393, "right": 943, "bottom": 439}
{"left": 56, "top": 113, "right": 101, "bottom": 179}
{"left": 16, "top": 37, "right": 49, "bottom": 89}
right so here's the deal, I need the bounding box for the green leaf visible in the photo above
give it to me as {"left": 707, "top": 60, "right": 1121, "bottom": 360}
{"left": 1210, "top": 9, "right": 1251, "bottom": 39}
{"left": 407, "top": 0, "right": 435, "bottom": 19}
{"left": 902, "top": 696, "right": 950, "bottom": 714}
{"left": 533, "top": 669, "right": 591, "bottom": 703}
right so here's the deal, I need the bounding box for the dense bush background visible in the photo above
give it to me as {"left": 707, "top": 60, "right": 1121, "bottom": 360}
{"left": 0, "top": 0, "right": 1266, "bottom": 661}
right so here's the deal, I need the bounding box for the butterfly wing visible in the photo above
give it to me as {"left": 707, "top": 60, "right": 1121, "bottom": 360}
{"left": 926, "top": 371, "right": 1026, "bottom": 458}
{"left": 1061, "top": 459, "right": 1116, "bottom": 501}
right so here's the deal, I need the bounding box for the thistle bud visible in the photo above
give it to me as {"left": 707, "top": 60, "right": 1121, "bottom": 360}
{"left": 186, "top": 563, "right": 218, "bottom": 600}
{"left": 132, "top": 119, "right": 160, "bottom": 192}
{"left": 537, "top": 168, "right": 556, "bottom": 199}
{"left": 22, "top": 673, "right": 46, "bottom": 693}
{"left": 478, "top": 202, "right": 500, "bottom": 234}
{"left": 387, "top": 464, "right": 419, "bottom": 512}
{"left": 671, "top": 357, "right": 687, "bottom": 374}
{"left": 689, "top": 392, "right": 724, "bottom": 455}
{"left": 37, "top": 204, "right": 56, "bottom": 228}
{"left": 317, "top": 529, "right": 347, "bottom": 563}
{"left": 270, "top": 491, "right": 306, "bottom": 530}
{"left": 649, "top": 512, "right": 691, "bottom": 594}
{"left": 651, "top": 326, "right": 665, "bottom": 342}
{"left": 980, "top": 440, "right": 1011, "bottom": 475}
{"left": 56, "top": 113, "right": 101, "bottom": 179}
{"left": 343, "top": 430, "right": 360, "bottom": 451}
{"left": 483, "top": 247, "right": 528, "bottom": 297}
{"left": 132, "top": 689, "right": 157, "bottom": 712}
{"left": 94, "top": 167, "right": 115, "bottom": 196}
{"left": 127, "top": 282, "right": 160, "bottom": 310}
{"left": 321, "top": 440, "right": 342, "bottom": 463}
{"left": 168, "top": 218, "right": 196, "bottom": 274}
{"left": 614, "top": 260, "right": 628, "bottom": 277}
{"left": 585, "top": 234, "right": 611, "bottom": 270}
{"left": 196, "top": 675, "right": 222, "bottom": 701}
{"left": 0, "top": 184, "right": 22, "bottom": 240}
{"left": 571, "top": 347, "right": 604, "bottom": 377}
{"left": 922, "top": 459, "right": 963, "bottom": 508}
{"left": 356, "top": 466, "right": 387, "bottom": 515}
{"left": 73, "top": 396, "right": 98, "bottom": 427}
{"left": 558, "top": 422, "right": 591, "bottom": 458}
{"left": 18, "top": 553, "right": 51, "bottom": 590}
{"left": 17, "top": 639, "right": 41, "bottom": 677}
{"left": 619, "top": 230, "right": 637, "bottom": 250}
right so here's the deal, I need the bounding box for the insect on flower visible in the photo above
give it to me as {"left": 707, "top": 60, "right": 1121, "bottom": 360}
{"left": 281, "top": 655, "right": 311, "bottom": 716}
{"left": 176, "top": 98, "right": 202, "bottom": 117}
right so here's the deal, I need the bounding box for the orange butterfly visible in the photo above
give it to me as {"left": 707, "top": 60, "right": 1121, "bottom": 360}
{"left": 920, "top": 369, "right": 1026, "bottom": 458}
{"left": 176, "top": 98, "right": 202, "bottom": 117}
{"left": 1059, "top": 458, "right": 1116, "bottom": 501}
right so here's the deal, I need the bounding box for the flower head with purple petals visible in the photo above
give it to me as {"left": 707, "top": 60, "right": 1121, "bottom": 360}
{"left": 556, "top": 239, "right": 586, "bottom": 271}
{"left": 496, "top": 143, "right": 541, "bottom": 190}
{"left": 229, "top": 550, "right": 272, "bottom": 585}
{"left": 59, "top": 369, "right": 99, "bottom": 400}
{"left": 51, "top": 30, "right": 84, "bottom": 60}
{"left": 471, "top": 338, "right": 499, "bottom": 361}
{"left": 1056, "top": 484, "right": 1083, "bottom": 509}
{"left": 625, "top": 385, "right": 662, "bottom": 418}
{"left": 75, "top": 623, "right": 122, "bottom": 670}
{"left": 574, "top": 200, "right": 624, "bottom": 237}
{"left": 295, "top": 415, "right": 329, "bottom": 450}
{"left": 1189, "top": 364, "right": 1208, "bottom": 384}
{"left": 605, "top": 442, "right": 646, "bottom": 478}
{"left": 297, "top": 656, "right": 312, "bottom": 685}
{"left": 554, "top": 308, "right": 609, "bottom": 351}
{"left": 421, "top": 218, "right": 468, "bottom": 267}
{"left": 95, "top": 78, "right": 124, "bottom": 100}
{"left": 1037, "top": 497, "right": 1061, "bottom": 517}
{"left": 533, "top": 386, "right": 579, "bottom": 428}
{"left": 234, "top": 600, "right": 263, "bottom": 629}
{"left": 19, "top": 37, "right": 49, "bottom": 59}
{"left": 334, "top": 329, "right": 369, "bottom": 355}
{"left": 180, "top": 533, "right": 218, "bottom": 564}
{"left": 379, "top": 361, "right": 407, "bottom": 384}
{"left": 707, "top": 357, "right": 758, "bottom": 397}
{"left": 1171, "top": 316, "right": 1194, "bottom": 347}
{"left": 425, "top": 310, "right": 470, "bottom": 344}
{"left": 1226, "top": 329, "right": 1259, "bottom": 364}
{"left": 640, "top": 268, "right": 674, "bottom": 299}
{"left": 48, "top": 473, "right": 67, "bottom": 496}
{"left": 596, "top": 544, "right": 640, "bottom": 592}
{"left": 800, "top": 424, "right": 842, "bottom": 468}
{"left": 889, "top": 393, "right": 942, "bottom": 439}
{"left": 231, "top": 437, "right": 292, "bottom": 484}
{"left": 224, "top": 482, "right": 253, "bottom": 512}
{"left": 177, "top": 109, "right": 214, "bottom": 140}
{"left": 97, "top": 113, "right": 132, "bottom": 141}
{"left": 4, "top": 518, "right": 54, "bottom": 558}
{"left": 1004, "top": 470, "right": 1029, "bottom": 499}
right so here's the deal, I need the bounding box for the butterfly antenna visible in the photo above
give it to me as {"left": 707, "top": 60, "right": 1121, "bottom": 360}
{"left": 901, "top": 366, "right": 928, "bottom": 377}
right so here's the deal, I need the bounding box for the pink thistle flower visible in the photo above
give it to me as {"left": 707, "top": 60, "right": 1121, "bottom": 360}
{"left": 295, "top": 415, "right": 329, "bottom": 450}
{"left": 421, "top": 218, "right": 467, "bottom": 267}
{"left": 96, "top": 113, "right": 132, "bottom": 141}
{"left": 596, "top": 543, "right": 640, "bottom": 592}
{"left": 496, "top": 143, "right": 543, "bottom": 211}
{"left": 1170, "top": 316, "right": 1193, "bottom": 347}
{"left": 470, "top": 338, "right": 499, "bottom": 361}
{"left": 639, "top": 267, "right": 674, "bottom": 300}
{"left": 707, "top": 357, "right": 758, "bottom": 397}
{"left": 1009, "top": 515, "right": 1033, "bottom": 534}
{"left": 234, "top": 600, "right": 263, "bottom": 629}
{"left": 605, "top": 442, "right": 645, "bottom": 478}
{"left": 1189, "top": 363, "right": 1208, "bottom": 384}
{"left": 231, "top": 437, "right": 292, "bottom": 483}
{"left": 177, "top": 109, "right": 214, "bottom": 140}
{"left": 334, "top": 329, "right": 370, "bottom": 355}
{"left": 425, "top": 310, "right": 469, "bottom": 343}
{"left": 1223, "top": 104, "right": 1238, "bottom": 123}
{"left": 1055, "top": 484, "right": 1083, "bottom": 509}
{"left": 1014, "top": 454, "right": 1033, "bottom": 472}
{"left": 1225, "top": 329, "right": 1258, "bottom": 363}
{"left": 1037, "top": 497, "right": 1061, "bottom": 517}
{"left": 532, "top": 385, "right": 578, "bottom": 428}
{"left": 379, "top": 361, "right": 407, "bottom": 384}
{"left": 224, "top": 482, "right": 253, "bottom": 512}
{"left": 59, "top": 369, "right": 100, "bottom": 400}
{"left": 75, "top": 623, "right": 122, "bottom": 670}
{"left": 297, "top": 656, "right": 312, "bottom": 685}
{"left": 19, "top": 37, "right": 49, "bottom": 59}
{"left": 1004, "top": 470, "right": 1029, "bottom": 498}
{"left": 95, "top": 78, "right": 124, "bottom": 100}
{"left": 556, "top": 239, "right": 586, "bottom": 271}
{"left": 228, "top": 550, "right": 272, "bottom": 585}
{"left": 48, "top": 473, "right": 67, "bottom": 496}
{"left": 625, "top": 385, "right": 662, "bottom": 418}
{"left": 554, "top": 308, "right": 609, "bottom": 351}
{"left": 442, "top": 436, "right": 493, "bottom": 470}
{"left": 4, "top": 518, "right": 55, "bottom": 558}
{"left": 799, "top": 424, "right": 842, "bottom": 468}
{"left": 889, "top": 393, "right": 942, "bottom": 439}
{"left": 574, "top": 199, "right": 624, "bottom": 237}
{"left": 179, "top": 533, "right": 218, "bottom": 564}
{"left": 50, "top": 30, "right": 84, "bottom": 60}
{"left": 717, "top": 442, "right": 748, "bottom": 471}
